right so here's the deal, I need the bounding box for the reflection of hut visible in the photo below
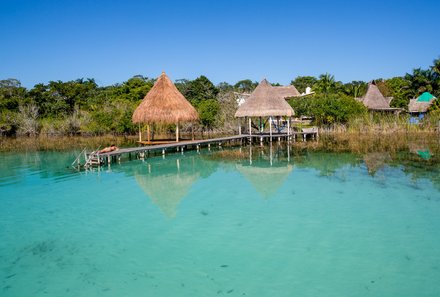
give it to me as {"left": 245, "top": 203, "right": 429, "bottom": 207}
{"left": 363, "top": 152, "right": 391, "bottom": 175}
{"left": 132, "top": 72, "right": 199, "bottom": 143}
{"left": 409, "top": 143, "right": 433, "bottom": 160}
{"left": 408, "top": 92, "right": 437, "bottom": 124}
{"left": 356, "top": 82, "right": 402, "bottom": 114}
{"left": 236, "top": 163, "right": 293, "bottom": 199}
{"left": 235, "top": 79, "right": 295, "bottom": 139}
{"left": 134, "top": 158, "right": 200, "bottom": 218}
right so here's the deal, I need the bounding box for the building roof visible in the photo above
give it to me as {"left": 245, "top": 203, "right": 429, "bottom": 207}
{"left": 417, "top": 92, "right": 435, "bottom": 102}
{"left": 357, "top": 82, "right": 392, "bottom": 109}
{"left": 273, "top": 85, "right": 300, "bottom": 98}
{"left": 132, "top": 72, "right": 199, "bottom": 124}
{"left": 235, "top": 79, "right": 295, "bottom": 117}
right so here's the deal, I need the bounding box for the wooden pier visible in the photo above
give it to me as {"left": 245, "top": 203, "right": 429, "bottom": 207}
{"left": 89, "top": 130, "right": 318, "bottom": 166}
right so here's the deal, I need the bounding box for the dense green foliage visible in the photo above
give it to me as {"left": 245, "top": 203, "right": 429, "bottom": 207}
{"left": 1, "top": 57, "right": 439, "bottom": 136}
{"left": 290, "top": 94, "right": 367, "bottom": 125}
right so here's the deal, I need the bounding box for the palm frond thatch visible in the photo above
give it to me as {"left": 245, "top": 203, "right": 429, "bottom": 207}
{"left": 132, "top": 72, "right": 199, "bottom": 124}
{"left": 235, "top": 79, "right": 295, "bottom": 117}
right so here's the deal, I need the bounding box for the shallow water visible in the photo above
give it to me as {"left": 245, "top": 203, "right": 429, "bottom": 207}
{"left": 1, "top": 145, "right": 440, "bottom": 297}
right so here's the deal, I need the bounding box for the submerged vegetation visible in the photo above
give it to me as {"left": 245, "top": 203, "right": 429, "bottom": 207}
{"left": 0, "top": 58, "right": 439, "bottom": 137}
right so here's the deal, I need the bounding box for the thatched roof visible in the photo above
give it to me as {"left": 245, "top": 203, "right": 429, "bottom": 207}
{"left": 236, "top": 163, "right": 293, "bottom": 199}
{"left": 357, "top": 82, "right": 392, "bottom": 109}
{"left": 132, "top": 72, "right": 199, "bottom": 124}
{"left": 408, "top": 92, "right": 436, "bottom": 113}
{"left": 274, "top": 85, "right": 300, "bottom": 98}
{"left": 235, "top": 79, "right": 295, "bottom": 117}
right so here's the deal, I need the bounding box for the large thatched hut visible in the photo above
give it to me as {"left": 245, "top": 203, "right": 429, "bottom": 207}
{"left": 132, "top": 72, "right": 199, "bottom": 142}
{"left": 235, "top": 79, "right": 295, "bottom": 140}
{"left": 356, "top": 81, "right": 402, "bottom": 113}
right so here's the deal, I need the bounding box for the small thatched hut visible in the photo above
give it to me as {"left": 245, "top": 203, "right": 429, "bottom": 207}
{"left": 356, "top": 81, "right": 402, "bottom": 113}
{"left": 235, "top": 79, "right": 295, "bottom": 140}
{"left": 132, "top": 72, "right": 199, "bottom": 142}
{"left": 409, "top": 92, "right": 437, "bottom": 114}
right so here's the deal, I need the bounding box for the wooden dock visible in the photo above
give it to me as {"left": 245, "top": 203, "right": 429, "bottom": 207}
{"left": 92, "top": 130, "right": 318, "bottom": 166}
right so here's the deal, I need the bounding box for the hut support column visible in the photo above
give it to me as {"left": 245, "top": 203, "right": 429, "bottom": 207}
{"left": 138, "top": 124, "right": 142, "bottom": 142}
{"left": 287, "top": 117, "right": 290, "bottom": 141}
{"left": 248, "top": 117, "right": 252, "bottom": 144}
{"left": 269, "top": 116, "right": 273, "bottom": 142}
{"left": 176, "top": 122, "right": 179, "bottom": 142}
{"left": 147, "top": 124, "right": 150, "bottom": 143}
{"left": 191, "top": 122, "right": 195, "bottom": 141}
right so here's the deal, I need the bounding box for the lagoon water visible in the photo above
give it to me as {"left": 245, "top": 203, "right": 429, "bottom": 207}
{"left": 1, "top": 145, "right": 440, "bottom": 297}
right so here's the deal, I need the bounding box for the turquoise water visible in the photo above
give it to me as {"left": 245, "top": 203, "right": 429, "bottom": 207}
{"left": 1, "top": 145, "right": 440, "bottom": 296}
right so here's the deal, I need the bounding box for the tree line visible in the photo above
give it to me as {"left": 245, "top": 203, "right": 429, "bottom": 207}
{"left": 0, "top": 57, "right": 439, "bottom": 136}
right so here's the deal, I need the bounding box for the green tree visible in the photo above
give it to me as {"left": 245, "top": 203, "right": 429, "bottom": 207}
{"left": 291, "top": 76, "right": 318, "bottom": 94}
{"left": 184, "top": 76, "right": 218, "bottom": 107}
{"left": 111, "top": 75, "right": 154, "bottom": 103}
{"left": 197, "top": 99, "right": 220, "bottom": 130}
{"left": 404, "top": 68, "right": 435, "bottom": 97}
{"left": 289, "top": 94, "right": 366, "bottom": 125}
{"left": 0, "top": 79, "right": 27, "bottom": 112}
{"left": 315, "top": 73, "right": 336, "bottom": 97}
{"left": 384, "top": 77, "right": 411, "bottom": 108}
{"left": 233, "top": 79, "right": 257, "bottom": 93}
{"left": 343, "top": 81, "right": 367, "bottom": 98}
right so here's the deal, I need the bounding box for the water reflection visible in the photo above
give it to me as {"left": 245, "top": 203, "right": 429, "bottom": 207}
{"left": 133, "top": 158, "right": 200, "bottom": 218}
{"left": 363, "top": 152, "right": 391, "bottom": 175}
{"left": 235, "top": 144, "right": 293, "bottom": 199}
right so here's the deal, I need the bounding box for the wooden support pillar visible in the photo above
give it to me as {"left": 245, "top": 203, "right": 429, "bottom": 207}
{"left": 138, "top": 123, "right": 142, "bottom": 142}
{"left": 147, "top": 124, "right": 151, "bottom": 142}
{"left": 175, "top": 122, "right": 179, "bottom": 142}
{"left": 248, "top": 117, "right": 252, "bottom": 144}
{"left": 287, "top": 117, "right": 290, "bottom": 141}
{"left": 269, "top": 116, "right": 272, "bottom": 142}
{"left": 191, "top": 122, "right": 195, "bottom": 141}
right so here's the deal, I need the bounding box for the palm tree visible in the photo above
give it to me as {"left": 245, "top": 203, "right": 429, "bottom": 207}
{"left": 316, "top": 73, "right": 335, "bottom": 97}
{"left": 431, "top": 58, "right": 440, "bottom": 76}
{"left": 404, "top": 68, "right": 434, "bottom": 97}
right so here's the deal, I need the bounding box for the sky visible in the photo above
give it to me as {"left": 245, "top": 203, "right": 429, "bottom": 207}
{"left": 1, "top": 0, "right": 440, "bottom": 88}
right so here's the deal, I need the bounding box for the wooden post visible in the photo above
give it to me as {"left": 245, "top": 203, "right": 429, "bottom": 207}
{"left": 248, "top": 117, "right": 252, "bottom": 136}
{"left": 138, "top": 123, "right": 142, "bottom": 142}
{"left": 269, "top": 116, "right": 272, "bottom": 142}
{"left": 191, "top": 122, "right": 195, "bottom": 141}
{"left": 147, "top": 124, "right": 150, "bottom": 143}
{"left": 176, "top": 122, "right": 179, "bottom": 142}
{"left": 287, "top": 117, "right": 290, "bottom": 141}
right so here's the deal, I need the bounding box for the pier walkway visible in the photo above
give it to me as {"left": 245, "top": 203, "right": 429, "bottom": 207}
{"left": 92, "top": 130, "right": 318, "bottom": 166}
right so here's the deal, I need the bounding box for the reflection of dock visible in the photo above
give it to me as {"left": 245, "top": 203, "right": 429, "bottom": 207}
{"left": 96, "top": 132, "right": 318, "bottom": 165}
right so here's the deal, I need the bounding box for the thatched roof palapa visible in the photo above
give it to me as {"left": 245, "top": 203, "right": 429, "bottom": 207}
{"left": 132, "top": 72, "right": 199, "bottom": 124}
{"left": 357, "top": 82, "right": 392, "bottom": 110}
{"left": 235, "top": 79, "right": 295, "bottom": 118}
{"left": 273, "top": 85, "right": 300, "bottom": 98}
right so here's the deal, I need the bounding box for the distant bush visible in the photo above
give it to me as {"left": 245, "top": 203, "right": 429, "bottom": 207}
{"left": 289, "top": 94, "right": 367, "bottom": 125}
